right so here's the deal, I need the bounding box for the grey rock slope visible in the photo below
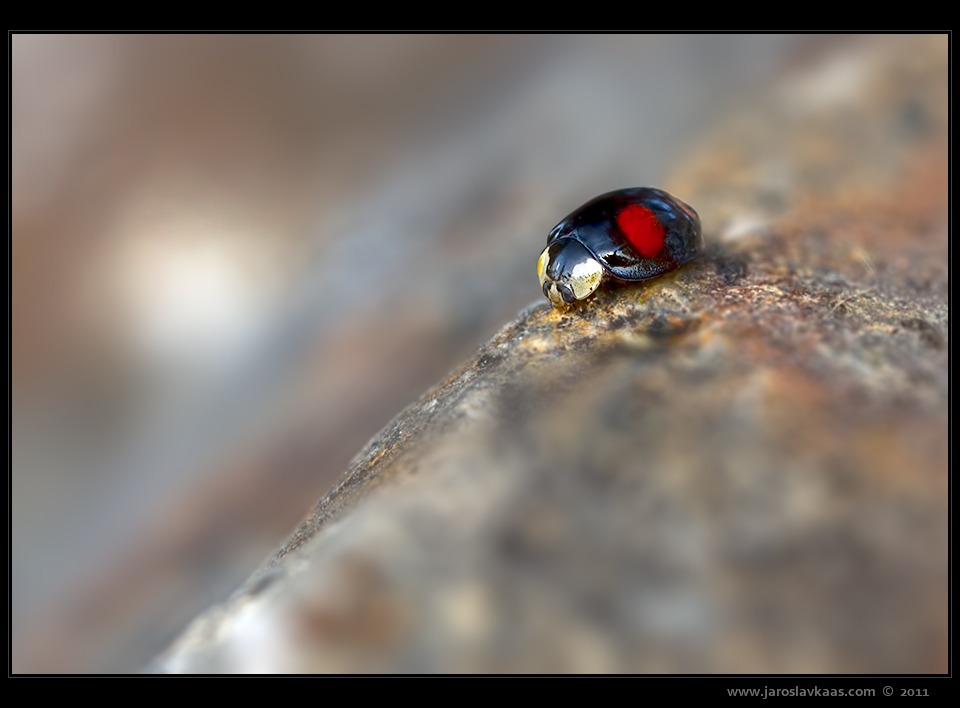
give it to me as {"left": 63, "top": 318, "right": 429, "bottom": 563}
{"left": 155, "top": 36, "right": 947, "bottom": 673}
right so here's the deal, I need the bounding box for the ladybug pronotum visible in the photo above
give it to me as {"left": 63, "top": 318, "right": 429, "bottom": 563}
{"left": 538, "top": 187, "right": 702, "bottom": 308}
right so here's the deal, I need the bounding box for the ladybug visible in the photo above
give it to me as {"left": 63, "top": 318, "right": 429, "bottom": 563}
{"left": 538, "top": 187, "right": 701, "bottom": 308}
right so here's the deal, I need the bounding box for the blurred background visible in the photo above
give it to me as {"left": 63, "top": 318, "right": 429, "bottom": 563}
{"left": 13, "top": 34, "right": 846, "bottom": 673}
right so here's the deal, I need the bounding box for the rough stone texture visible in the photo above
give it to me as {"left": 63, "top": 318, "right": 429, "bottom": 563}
{"left": 154, "top": 36, "right": 947, "bottom": 673}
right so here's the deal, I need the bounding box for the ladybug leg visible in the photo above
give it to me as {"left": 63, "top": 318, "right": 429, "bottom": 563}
{"left": 537, "top": 240, "right": 604, "bottom": 308}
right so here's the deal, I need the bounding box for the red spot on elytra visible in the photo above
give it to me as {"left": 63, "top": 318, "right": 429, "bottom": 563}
{"left": 616, "top": 204, "right": 665, "bottom": 259}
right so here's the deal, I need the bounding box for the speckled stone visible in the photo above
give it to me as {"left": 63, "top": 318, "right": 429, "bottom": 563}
{"left": 154, "top": 35, "right": 947, "bottom": 674}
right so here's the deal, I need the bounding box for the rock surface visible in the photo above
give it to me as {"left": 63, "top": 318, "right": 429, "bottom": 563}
{"left": 155, "top": 36, "right": 947, "bottom": 673}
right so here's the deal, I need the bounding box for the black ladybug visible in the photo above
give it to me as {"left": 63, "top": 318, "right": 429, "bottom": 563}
{"left": 538, "top": 187, "right": 702, "bottom": 308}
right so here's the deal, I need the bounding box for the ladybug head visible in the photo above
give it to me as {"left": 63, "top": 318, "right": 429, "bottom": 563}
{"left": 537, "top": 238, "right": 603, "bottom": 308}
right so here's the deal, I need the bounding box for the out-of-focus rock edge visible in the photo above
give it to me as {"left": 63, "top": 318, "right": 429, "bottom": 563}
{"left": 153, "top": 35, "right": 946, "bottom": 673}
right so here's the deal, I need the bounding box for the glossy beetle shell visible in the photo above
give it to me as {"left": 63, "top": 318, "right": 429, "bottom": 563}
{"left": 547, "top": 187, "right": 702, "bottom": 283}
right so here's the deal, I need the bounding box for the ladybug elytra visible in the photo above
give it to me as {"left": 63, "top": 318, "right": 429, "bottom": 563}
{"left": 538, "top": 187, "right": 701, "bottom": 308}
